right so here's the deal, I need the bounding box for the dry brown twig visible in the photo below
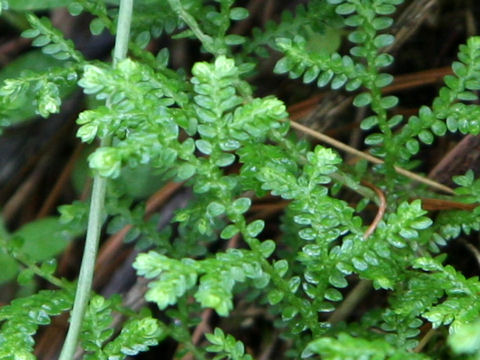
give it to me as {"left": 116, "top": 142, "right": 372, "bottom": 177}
{"left": 288, "top": 120, "right": 454, "bottom": 195}
{"left": 361, "top": 181, "right": 387, "bottom": 239}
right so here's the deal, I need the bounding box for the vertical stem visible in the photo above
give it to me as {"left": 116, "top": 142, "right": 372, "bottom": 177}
{"left": 59, "top": 1, "right": 134, "bottom": 359}
{"left": 113, "top": 0, "right": 134, "bottom": 65}
{"left": 59, "top": 157, "right": 109, "bottom": 360}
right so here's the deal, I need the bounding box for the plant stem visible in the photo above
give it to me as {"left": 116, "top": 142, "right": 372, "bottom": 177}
{"left": 59, "top": 1, "right": 134, "bottom": 359}
{"left": 112, "top": 0, "right": 133, "bottom": 65}
{"left": 58, "top": 152, "right": 109, "bottom": 360}
{"left": 166, "top": 0, "right": 218, "bottom": 55}
{"left": 327, "top": 279, "right": 372, "bottom": 324}
{"left": 414, "top": 328, "right": 436, "bottom": 353}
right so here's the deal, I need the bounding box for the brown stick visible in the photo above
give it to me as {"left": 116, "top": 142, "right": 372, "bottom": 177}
{"left": 362, "top": 181, "right": 387, "bottom": 239}
{"left": 288, "top": 120, "right": 454, "bottom": 195}
{"left": 36, "top": 143, "right": 85, "bottom": 219}
{"left": 1, "top": 157, "right": 50, "bottom": 222}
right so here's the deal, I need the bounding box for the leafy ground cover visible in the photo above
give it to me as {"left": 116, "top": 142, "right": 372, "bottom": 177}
{"left": 1, "top": 0, "right": 480, "bottom": 359}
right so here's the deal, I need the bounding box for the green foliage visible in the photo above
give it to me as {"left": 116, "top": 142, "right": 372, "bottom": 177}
{"left": 80, "top": 294, "right": 166, "bottom": 360}
{"left": 22, "top": 14, "right": 84, "bottom": 62}
{"left": 275, "top": 0, "right": 404, "bottom": 170}
{"left": 8, "top": 0, "right": 71, "bottom": 11}
{"left": 206, "top": 328, "right": 254, "bottom": 360}
{"left": 412, "top": 257, "right": 480, "bottom": 331}
{"left": 13, "top": 217, "right": 77, "bottom": 260}
{"left": 395, "top": 37, "right": 480, "bottom": 164}
{"left": 244, "top": 1, "right": 341, "bottom": 58}
{"left": 302, "top": 332, "right": 429, "bottom": 360}
{"left": 0, "top": 1, "right": 7, "bottom": 14}
{"left": 134, "top": 248, "right": 270, "bottom": 317}
{"left": 449, "top": 319, "right": 480, "bottom": 358}
{"left": 0, "top": 14, "right": 82, "bottom": 127}
{"left": 0, "top": 49, "right": 74, "bottom": 127}
{"left": 0, "top": 289, "right": 74, "bottom": 359}
{"left": 0, "top": 216, "right": 78, "bottom": 285}
{"left": 101, "top": 316, "right": 165, "bottom": 358}
{"left": 2, "top": 0, "right": 480, "bottom": 359}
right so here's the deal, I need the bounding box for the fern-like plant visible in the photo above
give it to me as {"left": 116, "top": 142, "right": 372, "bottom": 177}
{"left": 0, "top": 0, "right": 480, "bottom": 359}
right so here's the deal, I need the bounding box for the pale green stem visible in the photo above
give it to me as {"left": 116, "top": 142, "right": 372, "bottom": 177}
{"left": 59, "top": 1, "right": 134, "bottom": 359}
{"left": 112, "top": 0, "right": 133, "bottom": 65}
{"left": 166, "top": 0, "right": 218, "bottom": 55}
{"left": 58, "top": 148, "right": 109, "bottom": 360}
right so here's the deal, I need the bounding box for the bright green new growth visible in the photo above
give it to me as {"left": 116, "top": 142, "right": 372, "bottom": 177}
{"left": 206, "top": 328, "right": 253, "bottom": 360}
{"left": 1, "top": 0, "right": 480, "bottom": 359}
{"left": 0, "top": 289, "right": 73, "bottom": 359}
